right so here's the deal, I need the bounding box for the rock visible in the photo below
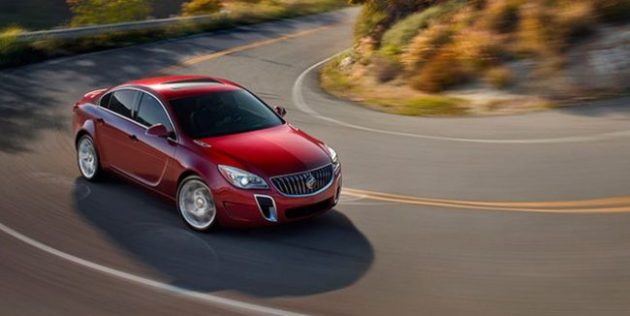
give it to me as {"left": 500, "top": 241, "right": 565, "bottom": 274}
{"left": 567, "top": 26, "right": 630, "bottom": 93}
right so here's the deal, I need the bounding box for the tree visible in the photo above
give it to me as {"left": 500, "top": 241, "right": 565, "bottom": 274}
{"left": 181, "top": 0, "right": 223, "bottom": 17}
{"left": 67, "top": 0, "right": 152, "bottom": 26}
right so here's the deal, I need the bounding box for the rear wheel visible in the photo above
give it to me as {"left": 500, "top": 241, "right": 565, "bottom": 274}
{"left": 77, "top": 135, "right": 102, "bottom": 181}
{"left": 177, "top": 176, "right": 217, "bottom": 231}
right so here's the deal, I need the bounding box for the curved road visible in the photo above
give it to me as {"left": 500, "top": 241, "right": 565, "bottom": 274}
{"left": 2, "top": 8, "right": 630, "bottom": 316}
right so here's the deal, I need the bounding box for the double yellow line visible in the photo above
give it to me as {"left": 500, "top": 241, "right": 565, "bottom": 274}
{"left": 163, "top": 25, "right": 332, "bottom": 72}
{"left": 343, "top": 188, "right": 630, "bottom": 213}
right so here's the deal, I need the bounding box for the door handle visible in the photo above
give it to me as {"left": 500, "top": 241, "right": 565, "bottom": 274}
{"left": 128, "top": 134, "right": 138, "bottom": 141}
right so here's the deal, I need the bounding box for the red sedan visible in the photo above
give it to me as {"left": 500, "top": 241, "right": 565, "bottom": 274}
{"left": 73, "top": 75, "right": 342, "bottom": 231}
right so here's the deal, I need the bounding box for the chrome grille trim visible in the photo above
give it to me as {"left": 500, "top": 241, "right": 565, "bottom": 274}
{"left": 270, "top": 164, "right": 335, "bottom": 197}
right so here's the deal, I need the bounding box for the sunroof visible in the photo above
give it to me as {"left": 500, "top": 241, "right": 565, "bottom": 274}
{"left": 161, "top": 78, "right": 222, "bottom": 89}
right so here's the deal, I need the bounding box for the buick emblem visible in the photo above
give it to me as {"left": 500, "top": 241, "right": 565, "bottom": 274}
{"left": 305, "top": 173, "right": 316, "bottom": 190}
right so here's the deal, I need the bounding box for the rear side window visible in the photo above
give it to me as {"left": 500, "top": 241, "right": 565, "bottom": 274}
{"left": 100, "top": 93, "right": 111, "bottom": 107}
{"left": 107, "top": 90, "right": 139, "bottom": 119}
{"left": 136, "top": 93, "right": 174, "bottom": 132}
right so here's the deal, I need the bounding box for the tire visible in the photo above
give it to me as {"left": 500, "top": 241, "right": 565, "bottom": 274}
{"left": 76, "top": 134, "right": 102, "bottom": 181}
{"left": 176, "top": 175, "right": 217, "bottom": 232}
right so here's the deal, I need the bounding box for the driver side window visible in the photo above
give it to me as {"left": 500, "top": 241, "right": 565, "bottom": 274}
{"left": 135, "top": 93, "right": 175, "bottom": 134}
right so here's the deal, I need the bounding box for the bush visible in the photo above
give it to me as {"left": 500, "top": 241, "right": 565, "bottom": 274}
{"left": 401, "top": 23, "right": 454, "bottom": 70}
{"left": 0, "top": 26, "right": 31, "bottom": 65}
{"left": 485, "top": 66, "right": 513, "bottom": 88}
{"left": 379, "top": 3, "right": 456, "bottom": 57}
{"left": 556, "top": 1, "right": 596, "bottom": 44}
{"left": 181, "top": 0, "right": 222, "bottom": 16}
{"left": 67, "top": 0, "right": 152, "bottom": 26}
{"left": 451, "top": 29, "right": 505, "bottom": 69}
{"left": 482, "top": 0, "right": 523, "bottom": 33}
{"left": 353, "top": 4, "right": 388, "bottom": 43}
{"left": 409, "top": 48, "right": 467, "bottom": 92}
{"left": 320, "top": 52, "right": 355, "bottom": 92}
{"left": 372, "top": 56, "right": 403, "bottom": 82}
{"left": 515, "top": 2, "right": 553, "bottom": 56}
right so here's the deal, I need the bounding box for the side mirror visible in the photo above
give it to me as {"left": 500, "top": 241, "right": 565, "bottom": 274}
{"left": 146, "top": 124, "right": 170, "bottom": 138}
{"left": 274, "top": 106, "right": 287, "bottom": 118}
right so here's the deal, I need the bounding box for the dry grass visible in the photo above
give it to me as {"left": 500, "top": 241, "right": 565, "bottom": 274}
{"left": 401, "top": 23, "right": 454, "bottom": 71}
{"left": 485, "top": 66, "right": 513, "bottom": 88}
{"left": 409, "top": 48, "right": 468, "bottom": 93}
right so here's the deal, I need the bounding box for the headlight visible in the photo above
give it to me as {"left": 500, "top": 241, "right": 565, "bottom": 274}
{"left": 326, "top": 145, "right": 340, "bottom": 172}
{"left": 218, "top": 165, "right": 268, "bottom": 189}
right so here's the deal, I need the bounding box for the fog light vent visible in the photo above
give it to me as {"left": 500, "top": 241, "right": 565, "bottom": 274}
{"left": 254, "top": 195, "right": 278, "bottom": 222}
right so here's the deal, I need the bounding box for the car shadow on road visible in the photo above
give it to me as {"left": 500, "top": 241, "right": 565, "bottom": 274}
{"left": 72, "top": 177, "right": 374, "bottom": 297}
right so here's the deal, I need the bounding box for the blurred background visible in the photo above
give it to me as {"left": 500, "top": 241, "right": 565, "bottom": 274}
{"left": 2, "top": 1, "right": 630, "bottom": 315}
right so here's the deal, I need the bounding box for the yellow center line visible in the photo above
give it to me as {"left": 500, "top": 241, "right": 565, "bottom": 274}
{"left": 162, "top": 25, "right": 332, "bottom": 73}
{"left": 159, "top": 24, "right": 630, "bottom": 214}
{"left": 343, "top": 188, "right": 630, "bottom": 213}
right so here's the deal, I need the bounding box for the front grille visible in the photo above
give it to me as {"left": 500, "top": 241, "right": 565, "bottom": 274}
{"left": 285, "top": 198, "right": 334, "bottom": 219}
{"left": 271, "top": 164, "right": 334, "bottom": 196}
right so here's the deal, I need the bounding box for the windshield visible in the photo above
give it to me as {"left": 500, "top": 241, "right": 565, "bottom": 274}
{"left": 169, "top": 89, "right": 283, "bottom": 138}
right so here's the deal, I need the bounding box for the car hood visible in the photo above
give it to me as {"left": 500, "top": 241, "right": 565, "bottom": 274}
{"left": 197, "top": 124, "right": 332, "bottom": 177}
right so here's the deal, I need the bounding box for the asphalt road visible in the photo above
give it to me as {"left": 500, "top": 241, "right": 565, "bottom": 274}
{"left": 2, "top": 7, "right": 630, "bottom": 316}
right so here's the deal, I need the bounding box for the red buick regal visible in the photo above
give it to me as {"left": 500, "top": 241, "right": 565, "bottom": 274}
{"left": 72, "top": 75, "right": 342, "bottom": 231}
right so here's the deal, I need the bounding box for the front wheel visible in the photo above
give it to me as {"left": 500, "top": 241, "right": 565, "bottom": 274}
{"left": 177, "top": 176, "right": 217, "bottom": 232}
{"left": 76, "top": 135, "right": 102, "bottom": 181}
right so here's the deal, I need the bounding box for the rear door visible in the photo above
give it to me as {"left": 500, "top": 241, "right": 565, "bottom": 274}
{"left": 97, "top": 89, "right": 144, "bottom": 174}
{"left": 128, "top": 92, "right": 178, "bottom": 186}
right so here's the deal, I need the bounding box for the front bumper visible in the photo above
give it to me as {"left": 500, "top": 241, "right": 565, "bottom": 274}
{"left": 214, "top": 172, "right": 342, "bottom": 227}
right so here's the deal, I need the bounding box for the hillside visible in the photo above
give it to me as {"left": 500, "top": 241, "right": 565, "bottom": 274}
{"left": 0, "top": 0, "right": 190, "bottom": 30}
{"left": 321, "top": 0, "right": 630, "bottom": 116}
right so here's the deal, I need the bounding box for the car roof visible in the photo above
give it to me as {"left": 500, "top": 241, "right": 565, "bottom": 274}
{"left": 121, "top": 75, "right": 243, "bottom": 101}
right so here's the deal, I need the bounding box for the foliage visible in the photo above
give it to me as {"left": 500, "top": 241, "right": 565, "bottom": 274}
{"left": 485, "top": 66, "right": 513, "bottom": 88}
{"left": 66, "top": 0, "right": 152, "bottom": 26}
{"left": 409, "top": 48, "right": 467, "bottom": 92}
{"left": 482, "top": 0, "right": 523, "bottom": 33}
{"left": 353, "top": 4, "right": 388, "bottom": 42}
{"left": 350, "top": 0, "right": 443, "bottom": 44}
{"left": 379, "top": 2, "right": 458, "bottom": 57}
{"left": 0, "top": 26, "right": 30, "bottom": 65}
{"left": 401, "top": 23, "right": 454, "bottom": 71}
{"left": 372, "top": 56, "right": 402, "bottom": 82}
{"left": 366, "top": 95, "right": 468, "bottom": 116}
{"left": 320, "top": 52, "right": 356, "bottom": 92}
{"left": 181, "top": 0, "right": 222, "bottom": 16}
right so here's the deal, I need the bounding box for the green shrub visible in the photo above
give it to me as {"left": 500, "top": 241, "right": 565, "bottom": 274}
{"left": 379, "top": 3, "right": 457, "bottom": 57}
{"left": 0, "top": 26, "right": 31, "bottom": 65}
{"left": 353, "top": 4, "right": 388, "bottom": 43}
{"left": 320, "top": 52, "right": 355, "bottom": 92}
{"left": 67, "top": 0, "right": 152, "bottom": 26}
